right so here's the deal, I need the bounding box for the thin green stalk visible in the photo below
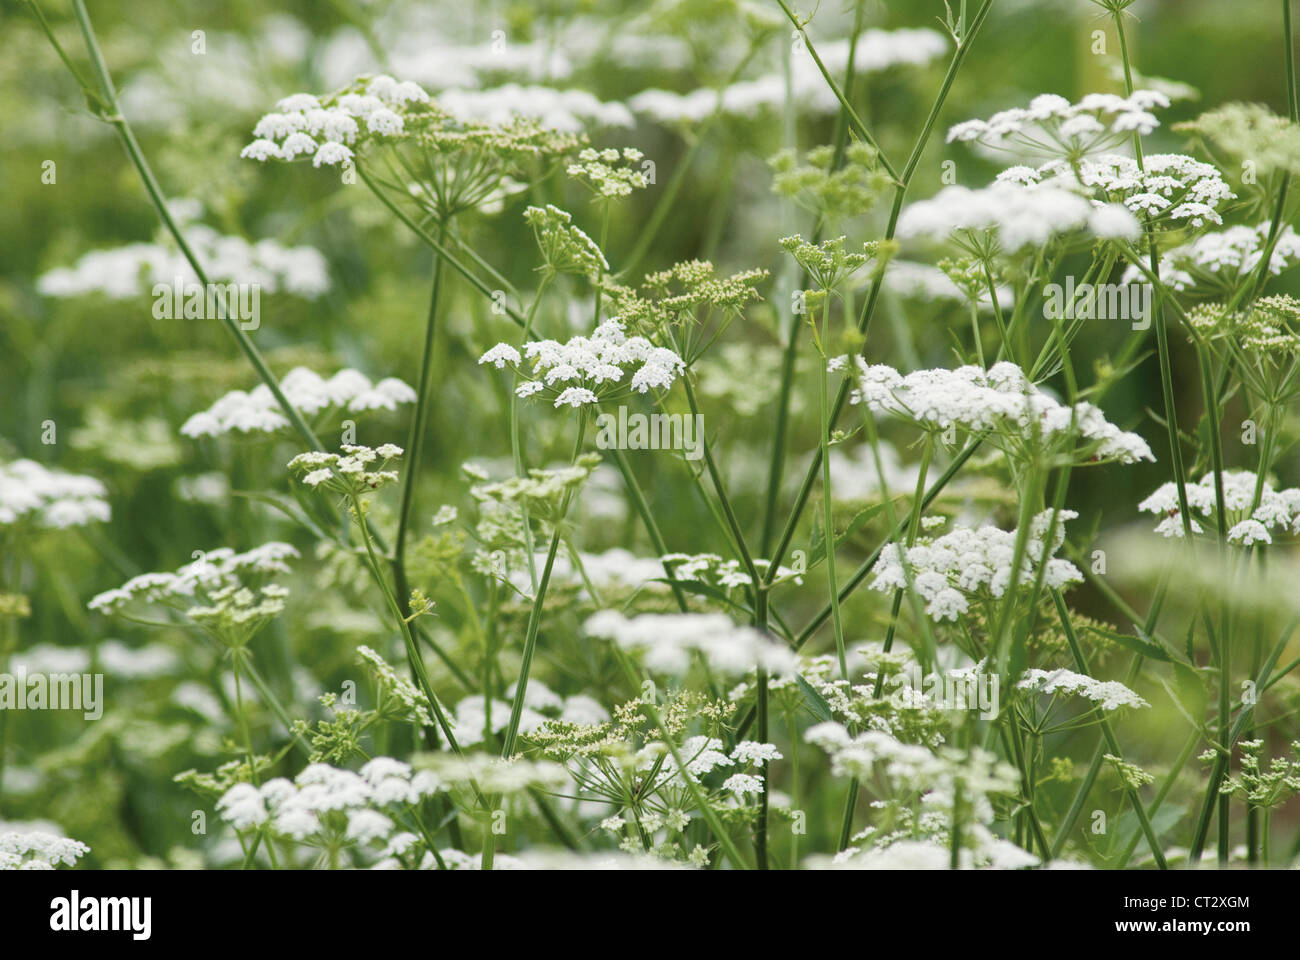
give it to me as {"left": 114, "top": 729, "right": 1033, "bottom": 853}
{"left": 763, "top": 0, "right": 996, "bottom": 584}
{"left": 393, "top": 230, "right": 447, "bottom": 619}
{"left": 500, "top": 410, "right": 589, "bottom": 759}
{"left": 57, "top": 0, "right": 322, "bottom": 452}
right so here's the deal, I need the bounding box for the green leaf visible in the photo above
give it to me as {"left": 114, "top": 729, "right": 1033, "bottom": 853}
{"left": 1084, "top": 624, "right": 1174, "bottom": 663}
{"left": 807, "top": 499, "right": 897, "bottom": 569}
{"left": 794, "top": 673, "right": 834, "bottom": 723}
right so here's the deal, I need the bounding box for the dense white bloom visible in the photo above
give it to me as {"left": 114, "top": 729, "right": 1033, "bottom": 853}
{"left": 584, "top": 610, "right": 797, "bottom": 677}
{"left": 849, "top": 359, "right": 1155, "bottom": 464}
{"left": 480, "top": 319, "right": 685, "bottom": 408}
{"left": 731, "top": 741, "right": 783, "bottom": 764}
{"left": 1138, "top": 470, "right": 1300, "bottom": 542}
{"left": 180, "top": 367, "right": 415, "bottom": 438}
{"left": 36, "top": 214, "right": 329, "bottom": 301}
{"left": 631, "top": 29, "right": 946, "bottom": 124}
{"left": 869, "top": 510, "right": 1083, "bottom": 620}
{"left": 88, "top": 541, "right": 298, "bottom": 630}
{"left": 1006, "top": 154, "right": 1233, "bottom": 232}
{"left": 897, "top": 182, "right": 1139, "bottom": 254}
{"left": 436, "top": 84, "right": 633, "bottom": 132}
{"left": 1123, "top": 223, "right": 1300, "bottom": 292}
{"left": 721, "top": 773, "right": 764, "bottom": 796}
{"left": 214, "top": 758, "right": 444, "bottom": 851}
{"left": 1017, "top": 668, "right": 1150, "bottom": 710}
{"left": 0, "top": 830, "right": 91, "bottom": 870}
{"left": 947, "top": 90, "right": 1170, "bottom": 158}
{"left": 0, "top": 459, "right": 110, "bottom": 528}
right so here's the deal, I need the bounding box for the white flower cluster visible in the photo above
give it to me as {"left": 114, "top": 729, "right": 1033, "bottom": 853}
{"left": 816, "top": 832, "right": 1038, "bottom": 870}
{"left": 896, "top": 182, "right": 1139, "bottom": 254}
{"left": 1139, "top": 470, "right": 1300, "bottom": 544}
{"left": 1123, "top": 223, "right": 1300, "bottom": 292}
{"left": 505, "top": 547, "right": 669, "bottom": 598}
{"left": 1002, "top": 153, "right": 1234, "bottom": 230}
{"left": 849, "top": 359, "right": 1155, "bottom": 464}
{"left": 806, "top": 722, "right": 1019, "bottom": 797}
{"left": 180, "top": 367, "right": 416, "bottom": 438}
{"left": 89, "top": 542, "right": 297, "bottom": 619}
{"left": 216, "top": 758, "right": 440, "bottom": 845}
{"left": 661, "top": 552, "right": 804, "bottom": 589}
{"left": 0, "top": 830, "right": 90, "bottom": 870}
{"left": 435, "top": 84, "right": 633, "bottom": 132}
{"left": 651, "top": 736, "right": 782, "bottom": 795}
{"left": 288, "top": 444, "right": 404, "bottom": 494}
{"left": 0, "top": 459, "right": 110, "bottom": 529}
{"left": 947, "top": 90, "right": 1170, "bottom": 158}
{"left": 1017, "top": 668, "right": 1150, "bottom": 710}
{"left": 452, "top": 678, "right": 608, "bottom": 748}
{"left": 479, "top": 319, "right": 685, "bottom": 408}
{"left": 583, "top": 610, "right": 798, "bottom": 677}
{"left": 869, "top": 510, "right": 1083, "bottom": 622}
{"left": 630, "top": 29, "right": 947, "bottom": 124}
{"left": 37, "top": 210, "right": 329, "bottom": 300}
{"left": 357, "top": 645, "right": 434, "bottom": 727}
{"left": 241, "top": 76, "right": 430, "bottom": 167}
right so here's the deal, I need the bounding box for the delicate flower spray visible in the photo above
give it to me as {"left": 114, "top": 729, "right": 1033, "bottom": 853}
{"left": 26, "top": 0, "right": 1300, "bottom": 874}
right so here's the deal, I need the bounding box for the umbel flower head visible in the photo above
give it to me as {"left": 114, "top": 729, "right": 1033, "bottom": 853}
{"left": 243, "top": 75, "right": 582, "bottom": 220}
{"left": 180, "top": 367, "right": 416, "bottom": 438}
{"left": 848, "top": 359, "right": 1155, "bottom": 466}
{"left": 1003, "top": 153, "right": 1234, "bottom": 232}
{"left": 36, "top": 201, "right": 329, "bottom": 301}
{"left": 869, "top": 510, "right": 1084, "bottom": 622}
{"left": 584, "top": 610, "right": 798, "bottom": 677}
{"left": 566, "top": 146, "right": 650, "bottom": 199}
{"left": 780, "top": 234, "right": 876, "bottom": 293}
{"left": 769, "top": 142, "right": 893, "bottom": 222}
{"left": 0, "top": 459, "right": 110, "bottom": 529}
{"left": 896, "top": 181, "right": 1139, "bottom": 259}
{"left": 1138, "top": 469, "right": 1300, "bottom": 544}
{"left": 947, "top": 90, "right": 1171, "bottom": 161}
{"left": 1017, "top": 668, "right": 1150, "bottom": 711}
{"left": 0, "top": 830, "right": 91, "bottom": 870}
{"left": 288, "top": 444, "right": 405, "bottom": 497}
{"left": 479, "top": 318, "right": 686, "bottom": 408}
{"left": 599, "top": 259, "right": 768, "bottom": 365}
{"left": 1123, "top": 223, "right": 1300, "bottom": 294}
{"left": 89, "top": 542, "right": 298, "bottom": 646}
{"left": 524, "top": 204, "right": 609, "bottom": 279}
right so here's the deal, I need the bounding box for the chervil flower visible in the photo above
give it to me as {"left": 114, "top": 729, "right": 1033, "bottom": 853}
{"left": 897, "top": 182, "right": 1139, "bottom": 257}
{"left": 0, "top": 830, "right": 91, "bottom": 870}
{"left": 584, "top": 610, "right": 797, "bottom": 677}
{"left": 947, "top": 90, "right": 1171, "bottom": 159}
{"left": 0, "top": 460, "right": 110, "bottom": 529}
{"left": 1006, "top": 154, "right": 1234, "bottom": 234}
{"left": 35, "top": 205, "right": 329, "bottom": 301}
{"left": 869, "top": 510, "right": 1083, "bottom": 621}
{"left": 1017, "top": 668, "right": 1150, "bottom": 710}
{"left": 1138, "top": 470, "right": 1300, "bottom": 543}
{"left": 479, "top": 319, "right": 685, "bottom": 409}
{"left": 180, "top": 368, "right": 415, "bottom": 438}
{"left": 1123, "top": 223, "right": 1300, "bottom": 293}
{"left": 849, "top": 359, "right": 1155, "bottom": 465}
